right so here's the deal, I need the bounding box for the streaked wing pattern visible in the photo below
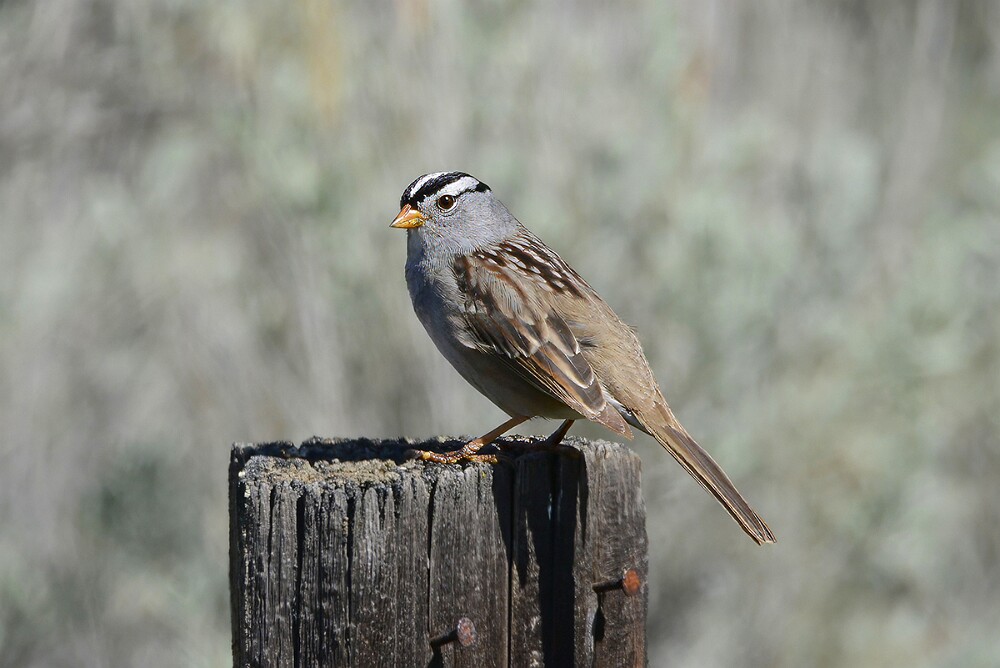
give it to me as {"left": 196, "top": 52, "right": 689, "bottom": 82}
{"left": 453, "top": 250, "right": 630, "bottom": 436}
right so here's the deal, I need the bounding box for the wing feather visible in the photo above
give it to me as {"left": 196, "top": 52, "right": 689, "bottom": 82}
{"left": 453, "top": 253, "right": 629, "bottom": 436}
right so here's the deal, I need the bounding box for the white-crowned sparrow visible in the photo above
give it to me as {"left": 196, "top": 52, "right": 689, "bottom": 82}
{"left": 390, "top": 171, "right": 775, "bottom": 544}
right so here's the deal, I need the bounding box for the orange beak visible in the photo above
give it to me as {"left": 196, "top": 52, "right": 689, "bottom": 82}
{"left": 389, "top": 204, "right": 426, "bottom": 229}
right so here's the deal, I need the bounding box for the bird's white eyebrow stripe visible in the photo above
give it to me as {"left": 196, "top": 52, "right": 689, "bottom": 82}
{"left": 403, "top": 172, "right": 449, "bottom": 202}
{"left": 400, "top": 171, "right": 490, "bottom": 207}
{"left": 434, "top": 176, "right": 481, "bottom": 199}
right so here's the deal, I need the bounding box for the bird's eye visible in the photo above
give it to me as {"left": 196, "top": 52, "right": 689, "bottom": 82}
{"left": 437, "top": 195, "right": 456, "bottom": 211}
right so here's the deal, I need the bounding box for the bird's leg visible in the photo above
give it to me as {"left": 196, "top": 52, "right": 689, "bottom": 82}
{"left": 506, "top": 419, "right": 577, "bottom": 457}
{"left": 540, "top": 419, "right": 575, "bottom": 448}
{"left": 412, "top": 415, "right": 528, "bottom": 464}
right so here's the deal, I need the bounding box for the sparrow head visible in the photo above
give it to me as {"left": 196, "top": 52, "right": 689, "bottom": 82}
{"left": 390, "top": 171, "right": 518, "bottom": 254}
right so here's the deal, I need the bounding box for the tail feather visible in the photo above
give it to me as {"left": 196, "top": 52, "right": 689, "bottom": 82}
{"left": 645, "top": 413, "right": 775, "bottom": 545}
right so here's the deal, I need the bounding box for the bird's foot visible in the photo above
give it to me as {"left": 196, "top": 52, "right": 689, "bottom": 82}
{"left": 406, "top": 439, "right": 512, "bottom": 465}
{"left": 406, "top": 416, "right": 530, "bottom": 465}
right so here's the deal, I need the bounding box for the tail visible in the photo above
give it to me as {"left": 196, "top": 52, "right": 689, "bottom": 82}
{"left": 642, "top": 407, "right": 775, "bottom": 545}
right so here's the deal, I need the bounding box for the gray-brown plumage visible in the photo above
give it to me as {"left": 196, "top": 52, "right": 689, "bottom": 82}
{"left": 390, "top": 171, "right": 775, "bottom": 544}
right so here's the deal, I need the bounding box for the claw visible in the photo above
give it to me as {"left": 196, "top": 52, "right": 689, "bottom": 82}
{"left": 408, "top": 448, "right": 467, "bottom": 464}
{"left": 406, "top": 445, "right": 515, "bottom": 466}
{"left": 406, "top": 416, "right": 529, "bottom": 466}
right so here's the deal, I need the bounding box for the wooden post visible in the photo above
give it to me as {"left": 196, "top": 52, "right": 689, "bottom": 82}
{"left": 229, "top": 436, "right": 648, "bottom": 667}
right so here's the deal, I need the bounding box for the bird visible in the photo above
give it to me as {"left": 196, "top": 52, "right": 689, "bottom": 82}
{"left": 389, "top": 171, "right": 775, "bottom": 545}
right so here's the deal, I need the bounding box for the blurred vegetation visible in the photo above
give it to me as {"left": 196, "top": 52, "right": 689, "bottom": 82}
{"left": 2, "top": 0, "right": 1000, "bottom": 666}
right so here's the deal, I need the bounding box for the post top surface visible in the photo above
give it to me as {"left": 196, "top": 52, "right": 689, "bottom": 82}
{"left": 231, "top": 436, "right": 640, "bottom": 487}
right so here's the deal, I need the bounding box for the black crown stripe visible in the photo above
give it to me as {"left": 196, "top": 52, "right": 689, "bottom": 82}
{"left": 400, "top": 172, "right": 490, "bottom": 208}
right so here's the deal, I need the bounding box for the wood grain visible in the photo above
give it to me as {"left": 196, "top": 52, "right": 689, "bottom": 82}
{"left": 229, "top": 436, "right": 647, "bottom": 667}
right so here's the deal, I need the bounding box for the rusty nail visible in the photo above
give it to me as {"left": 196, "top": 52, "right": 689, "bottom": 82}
{"left": 592, "top": 568, "right": 641, "bottom": 596}
{"left": 430, "top": 617, "right": 477, "bottom": 648}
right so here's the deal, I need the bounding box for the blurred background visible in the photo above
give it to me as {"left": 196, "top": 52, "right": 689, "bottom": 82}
{"left": 2, "top": 0, "right": 999, "bottom": 665}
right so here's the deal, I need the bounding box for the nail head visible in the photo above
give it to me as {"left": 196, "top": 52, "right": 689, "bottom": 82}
{"left": 592, "top": 567, "right": 642, "bottom": 595}
{"left": 455, "top": 617, "right": 477, "bottom": 647}
{"left": 431, "top": 617, "right": 477, "bottom": 648}
{"left": 621, "top": 568, "right": 641, "bottom": 596}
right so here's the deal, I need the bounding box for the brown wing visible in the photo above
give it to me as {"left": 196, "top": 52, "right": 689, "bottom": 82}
{"left": 453, "top": 253, "right": 631, "bottom": 436}
{"left": 458, "top": 232, "right": 773, "bottom": 544}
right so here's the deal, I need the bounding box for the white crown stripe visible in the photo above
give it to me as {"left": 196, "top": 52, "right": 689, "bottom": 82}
{"left": 402, "top": 171, "right": 450, "bottom": 203}
{"left": 435, "top": 176, "right": 481, "bottom": 199}
{"left": 400, "top": 171, "right": 489, "bottom": 208}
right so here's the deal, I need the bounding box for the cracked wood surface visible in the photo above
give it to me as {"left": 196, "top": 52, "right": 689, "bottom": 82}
{"left": 229, "top": 436, "right": 647, "bottom": 667}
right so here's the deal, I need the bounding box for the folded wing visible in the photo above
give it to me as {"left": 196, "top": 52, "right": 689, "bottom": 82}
{"left": 453, "top": 253, "right": 630, "bottom": 437}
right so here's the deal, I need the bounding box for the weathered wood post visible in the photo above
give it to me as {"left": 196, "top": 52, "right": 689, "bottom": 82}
{"left": 229, "top": 436, "right": 648, "bottom": 667}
